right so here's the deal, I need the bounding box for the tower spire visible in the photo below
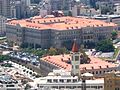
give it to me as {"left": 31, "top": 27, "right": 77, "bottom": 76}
{"left": 71, "top": 40, "right": 81, "bottom": 78}
{"left": 72, "top": 39, "right": 78, "bottom": 52}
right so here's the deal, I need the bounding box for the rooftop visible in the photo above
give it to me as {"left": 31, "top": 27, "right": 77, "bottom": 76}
{"left": 7, "top": 16, "right": 116, "bottom": 30}
{"left": 41, "top": 55, "right": 117, "bottom": 71}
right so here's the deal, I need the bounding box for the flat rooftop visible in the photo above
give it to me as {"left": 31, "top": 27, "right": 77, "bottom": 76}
{"left": 41, "top": 55, "right": 117, "bottom": 71}
{"left": 7, "top": 16, "right": 116, "bottom": 30}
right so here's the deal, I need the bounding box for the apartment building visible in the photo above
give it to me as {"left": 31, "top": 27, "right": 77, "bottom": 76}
{"left": 6, "top": 16, "right": 117, "bottom": 49}
{"left": 0, "top": 16, "right": 6, "bottom": 36}
{"left": 0, "top": 0, "right": 14, "bottom": 18}
{"left": 72, "top": 4, "right": 100, "bottom": 17}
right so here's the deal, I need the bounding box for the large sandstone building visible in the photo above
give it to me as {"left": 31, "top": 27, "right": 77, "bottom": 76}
{"left": 6, "top": 16, "right": 117, "bottom": 49}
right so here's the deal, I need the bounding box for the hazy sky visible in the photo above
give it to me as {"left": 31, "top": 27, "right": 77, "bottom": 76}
{"left": 75, "top": 0, "right": 80, "bottom": 2}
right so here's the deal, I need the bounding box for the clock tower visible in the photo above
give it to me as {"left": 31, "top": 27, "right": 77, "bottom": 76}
{"left": 71, "top": 40, "right": 81, "bottom": 77}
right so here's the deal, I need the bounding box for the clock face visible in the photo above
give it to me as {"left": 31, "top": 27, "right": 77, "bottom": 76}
{"left": 75, "top": 56, "right": 79, "bottom": 61}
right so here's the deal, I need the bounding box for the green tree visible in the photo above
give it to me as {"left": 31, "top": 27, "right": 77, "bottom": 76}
{"left": 57, "top": 47, "right": 69, "bottom": 54}
{"left": 101, "top": 6, "right": 110, "bottom": 14}
{"left": 95, "top": 39, "right": 114, "bottom": 52}
{"left": 79, "top": 45, "right": 90, "bottom": 64}
{"left": 48, "top": 47, "right": 57, "bottom": 55}
{"left": 111, "top": 30, "right": 118, "bottom": 40}
{"left": 0, "top": 55, "right": 10, "bottom": 62}
{"left": 84, "top": 41, "right": 96, "bottom": 49}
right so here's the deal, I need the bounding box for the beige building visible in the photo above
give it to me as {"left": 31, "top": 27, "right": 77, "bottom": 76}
{"left": 104, "top": 72, "right": 120, "bottom": 90}
{"left": 6, "top": 16, "right": 117, "bottom": 49}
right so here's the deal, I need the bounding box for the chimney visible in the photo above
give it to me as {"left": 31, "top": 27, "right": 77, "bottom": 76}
{"left": 68, "top": 58, "right": 70, "bottom": 60}
{"left": 48, "top": 56, "right": 50, "bottom": 59}
{"left": 91, "top": 66, "right": 94, "bottom": 69}
{"left": 61, "top": 58, "right": 63, "bottom": 61}
{"left": 99, "top": 66, "right": 102, "bottom": 69}
{"left": 84, "top": 67, "right": 86, "bottom": 70}
{"left": 106, "top": 65, "right": 109, "bottom": 68}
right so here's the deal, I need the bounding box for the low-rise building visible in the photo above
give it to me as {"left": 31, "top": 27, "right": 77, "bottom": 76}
{"left": 104, "top": 72, "right": 120, "bottom": 90}
{"left": 28, "top": 69, "right": 104, "bottom": 90}
{"left": 6, "top": 16, "right": 117, "bottom": 49}
{"left": 115, "top": 3, "right": 120, "bottom": 14}
{"left": 40, "top": 54, "right": 118, "bottom": 77}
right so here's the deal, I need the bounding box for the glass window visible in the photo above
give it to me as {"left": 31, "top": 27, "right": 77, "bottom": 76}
{"left": 96, "top": 71, "right": 98, "bottom": 74}
{"left": 67, "top": 79, "right": 71, "bottom": 82}
{"left": 52, "top": 86, "right": 58, "bottom": 88}
{"left": 6, "top": 85, "right": 14, "bottom": 87}
{"left": 86, "top": 86, "right": 90, "bottom": 88}
{"left": 73, "top": 86, "right": 76, "bottom": 88}
{"left": 59, "top": 79, "right": 64, "bottom": 83}
{"left": 66, "top": 86, "right": 71, "bottom": 88}
{"left": 77, "top": 86, "right": 82, "bottom": 88}
{"left": 37, "top": 84, "right": 39, "bottom": 87}
{"left": 73, "top": 79, "right": 77, "bottom": 82}
{"left": 53, "top": 79, "right": 58, "bottom": 83}
{"left": 98, "top": 86, "right": 103, "bottom": 89}
{"left": 91, "top": 86, "right": 97, "bottom": 89}
{"left": 75, "top": 65, "right": 79, "bottom": 69}
{"left": 47, "top": 79, "right": 52, "bottom": 83}
{"left": 75, "top": 56, "right": 79, "bottom": 61}
{"left": 59, "top": 86, "right": 64, "bottom": 89}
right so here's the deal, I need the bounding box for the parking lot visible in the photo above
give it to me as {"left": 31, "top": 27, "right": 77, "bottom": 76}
{"left": 8, "top": 51, "right": 48, "bottom": 76}
{"left": 9, "top": 51, "right": 40, "bottom": 66}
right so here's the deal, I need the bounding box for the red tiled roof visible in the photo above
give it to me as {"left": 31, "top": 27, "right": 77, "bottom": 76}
{"left": 41, "top": 55, "right": 117, "bottom": 71}
{"left": 7, "top": 16, "right": 117, "bottom": 31}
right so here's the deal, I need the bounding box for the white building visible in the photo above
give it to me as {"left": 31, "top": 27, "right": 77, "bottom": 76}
{"left": 0, "top": 66, "right": 24, "bottom": 90}
{"left": 0, "top": 16, "right": 6, "bottom": 36}
{"left": 28, "top": 69, "right": 104, "bottom": 90}
{"left": 115, "top": 3, "right": 120, "bottom": 14}
{"left": 72, "top": 5, "right": 100, "bottom": 17}
{"left": 0, "top": 74, "right": 23, "bottom": 90}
